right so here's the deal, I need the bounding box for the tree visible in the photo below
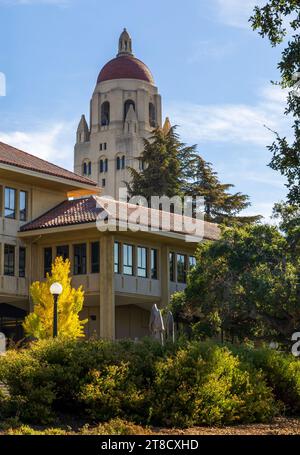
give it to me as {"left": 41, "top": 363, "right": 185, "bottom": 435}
{"left": 171, "top": 224, "right": 299, "bottom": 346}
{"left": 184, "top": 155, "right": 261, "bottom": 225}
{"left": 23, "top": 257, "right": 86, "bottom": 339}
{"left": 272, "top": 201, "right": 300, "bottom": 254}
{"left": 126, "top": 127, "right": 184, "bottom": 200}
{"left": 250, "top": 0, "right": 300, "bottom": 205}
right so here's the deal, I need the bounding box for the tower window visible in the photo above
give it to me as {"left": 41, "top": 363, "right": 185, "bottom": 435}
{"left": 102, "top": 178, "right": 106, "bottom": 187}
{"left": 149, "top": 102, "right": 156, "bottom": 127}
{"left": 124, "top": 99, "right": 135, "bottom": 121}
{"left": 116, "top": 156, "right": 121, "bottom": 170}
{"left": 105, "top": 158, "right": 108, "bottom": 172}
{"left": 100, "top": 144, "right": 103, "bottom": 151}
{"left": 121, "top": 155, "right": 125, "bottom": 169}
{"left": 101, "top": 102, "right": 110, "bottom": 126}
{"left": 100, "top": 159, "right": 104, "bottom": 173}
{"left": 88, "top": 162, "right": 92, "bottom": 175}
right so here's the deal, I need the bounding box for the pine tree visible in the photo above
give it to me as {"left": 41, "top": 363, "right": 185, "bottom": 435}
{"left": 185, "top": 155, "right": 261, "bottom": 225}
{"left": 127, "top": 127, "right": 185, "bottom": 200}
{"left": 23, "top": 257, "right": 87, "bottom": 339}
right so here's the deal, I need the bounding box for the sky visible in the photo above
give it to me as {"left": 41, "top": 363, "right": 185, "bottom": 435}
{"left": 0, "top": 0, "right": 292, "bottom": 221}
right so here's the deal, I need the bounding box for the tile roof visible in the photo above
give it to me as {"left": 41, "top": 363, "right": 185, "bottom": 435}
{"left": 20, "top": 196, "right": 220, "bottom": 241}
{"left": 97, "top": 55, "right": 154, "bottom": 84}
{"left": 0, "top": 141, "right": 97, "bottom": 186}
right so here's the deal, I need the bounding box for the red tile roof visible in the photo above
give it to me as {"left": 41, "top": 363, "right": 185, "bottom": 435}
{"left": 97, "top": 55, "right": 154, "bottom": 84}
{"left": 20, "top": 196, "right": 220, "bottom": 241}
{"left": 0, "top": 141, "right": 97, "bottom": 186}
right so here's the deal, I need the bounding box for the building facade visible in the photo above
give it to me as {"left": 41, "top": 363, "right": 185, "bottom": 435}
{"left": 0, "top": 30, "right": 220, "bottom": 341}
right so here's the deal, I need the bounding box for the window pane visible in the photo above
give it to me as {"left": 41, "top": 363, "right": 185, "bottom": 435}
{"left": 4, "top": 188, "right": 16, "bottom": 219}
{"left": 4, "top": 245, "right": 15, "bottom": 276}
{"left": 177, "top": 254, "right": 187, "bottom": 283}
{"left": 74, "top": 244, "right": 87, "bottom": 275}
{"left": 137, "top": 246, "right": 147, "bottom": 278}
{"left": 91, "top": 242, "right": 100, "bottom": 273}
{"left": 189, "top": 256, "right": 196, "bottom": 269}
{"left": 151, "top": 249, "right": 158, "bottom": 279}
{"left": 114, "top": 242, "right": 120, "bottom": 273}
{"left": 19, "top": 191, "right": 27, "bottom": 222}
{"left": 56, "top": 245, "right": 69, "bottom": 260}
{"left": 44, "top": 247, "right": 52, "bottom": 277}
{"left": 123, "top": 244, "right": 133, "bottom": 275}
{"left": 19, "top": 247, "right": 26, "bottom": 277}
{"left": 169, "top": 252, "right": 175, "bottom": 282}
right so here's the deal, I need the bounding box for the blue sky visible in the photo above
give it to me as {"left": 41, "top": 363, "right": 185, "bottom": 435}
{"left": 0, "top": 0, "right": 291, "bottom": 221}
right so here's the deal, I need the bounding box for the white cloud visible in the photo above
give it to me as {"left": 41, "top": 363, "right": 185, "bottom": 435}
{"left": 0, "top": 122, "right": 75, "bottom": 170}
{"left": 214, "top": 0, "right": 264, "bottom": 29}
{"left": 165, "top": 84, "right": 290, "bottom": 147}
{"left": 187, "top": 40, "right": 236, "bottom": 64}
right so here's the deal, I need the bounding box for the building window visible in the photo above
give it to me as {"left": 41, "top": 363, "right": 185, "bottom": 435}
{"left": 137, "top": 246, "right": 147, "bottom": 278}
{"left": 74, "top": 244, "right": 87, "bottom": 275}
{"left": 123, "top": 244, "right": 133, "bottom": 275}
{"left": 177, "top": 254, "right": 187, "bottom": 283}
{"left": 4, "top": 244, "right": 15, "bottom": 276}
{"left": 104, "top": 158, "right": 108, "bottom": 172}
{"left": 124, "top": 99, "right": 135, "bottom": 121}
{"left": 114, "top": 242, "right": 120, "bottom": 273}
{"left": 56, "top": 245, "right": 69, "bottom": 260}
{"left": 91, "top": 242, "right": 100, "bottom": 273}
{"left": 83, "top": 162, "right": 87, "bottom": 175}
{"left": 19, "top": 191, "right": 28, "bottom": 222}
{"left": 149, "top": 102, "right": 156, "bottom": 127}
{"left": 100, "top": 143, "right": 103, "bottom": 151}
{"left": 19, "top": 247, "right": 26, "bottom": 278}
{"left": 116, "top": 156, "right": 121, "bottom": 170}
{"left": 100, "top": 159, "right": 104, "bottom": 173}
{"left": 4, "top": 187, "right": 16, "bottom": 219}
{"left": 102, "top": 179, "right": 106, "bottom": 187}
{"left": 83, "top": 161, "right": 91, "bottom": 176}
{"left": 189, "top": 256, "right": 196, "bottom": 269}
{"left": 121, "top": 155, "right": 125, "bottom": 169}
{"left": 104, "top": 142, "right": 107, "bottom": 150}
{"left": 101, "top": 102, "right": 110, "bottom": 126}
{"left": 139, "top": 159, "right": 145, "bottom": 171}
{"left": 88, "top": 161, "right": 92, "bottom": 175}
{"left": 151, "top": 248, "right": 158, "bottom": 279}
{"left": 44, "top": 247, "right": 52, "bottom": 277}
{"left": 169, "top": 252, "right": 175, "bottom": 282}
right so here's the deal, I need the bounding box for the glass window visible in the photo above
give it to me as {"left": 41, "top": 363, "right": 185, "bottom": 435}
{"left": 74, "top": 244, "right": 87, "bottom": 275}
{"left": 189, "top": 256, "right": 197, "bottom": 269}
{"left": 169, "top": 252, "right": 175, "bottom": 282}
{"left": 100, "top": 143, "right": 103, "bottom": 151}
{"left": 114, "top": 242, "right": 120, "bottom": 273}
{"left": 116, "top": 156, "right": 121, "bottom": 170}
{"left": 4, "top": 187, "right": 16, "bottom": 219}
{"left": 123, "top": 244, "right": 133, "bottom": 275}
{"left": 104, "top": 158, "right": 108, "bottom": 172}
{"left": 88, "top": 162, "right": 92, "bottom": 175}
{"left": 19, "top": 191, "right": 27, "bottom": 222}
{"left": 151, "top": 248, "right": 158, "bottom": 279}
{"left": 99, "top": 159, "right": 104, "bottom": 173}
{"left": 56, "top": 245, "right": 69, "bottom": 260}
{"left": 83, "top": 162, "right": 87, "bottom": 175}
{"left": 91, "top": 242, "right": 100, "bottom": 273}
{"left": 104, "top": 143, "right": 107, "bottom": 150}
{"left": 177, "top": 254, "right": 187, "bottom": 283}
{"left": 137, "top": 246, "right": 147, "bottom": 278}
{"left": 102, "top": 178, "right": 106, "bottom": 187}
{"left": 19, "top": 247, "right": 26, "bottom": 278}
{"left": 44, "top": 247, "right": 52, "bottom": 277}
{"left": 121, "top": 155, "right": 125, "bottom": 169}
{"left": 4, "top": 245, "right": 15, "bottom": 276}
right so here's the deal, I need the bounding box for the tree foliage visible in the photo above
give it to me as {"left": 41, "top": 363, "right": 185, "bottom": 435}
{"left": 171, "top": 224, "right": 299, "bottom": 346}
{"left": 250, "top": 0, "right": 300, "bottom": 204}
{"left": 127, "top": 126, "right": 259, "bottom": 225}
{"left": 23, "top": 257, "right": 86, "bottom": 340}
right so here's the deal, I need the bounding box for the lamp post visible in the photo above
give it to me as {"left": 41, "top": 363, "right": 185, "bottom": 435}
{"left": 50, "top": 282, "right": 63, "bottom": 338}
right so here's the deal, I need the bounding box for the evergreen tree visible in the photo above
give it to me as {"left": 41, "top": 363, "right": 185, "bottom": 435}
{"left": 184, "top": 156, "right": 261, "bottom": 225}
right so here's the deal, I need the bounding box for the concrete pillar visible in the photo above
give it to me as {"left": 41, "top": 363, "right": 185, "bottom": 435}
{"left": 99, "top": 234, "right": 115, "bottom": 339}
{"left": 160, "top": 244, "right": 170, "bottom": 308}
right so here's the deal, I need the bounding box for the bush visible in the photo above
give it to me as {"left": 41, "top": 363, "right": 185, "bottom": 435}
{"left": 0, "top": 338, "right": 298, "bottom": 427}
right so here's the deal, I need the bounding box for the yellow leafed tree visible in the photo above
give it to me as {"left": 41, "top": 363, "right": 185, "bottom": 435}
{"left": 23, "top": 256, "right": 87, "bottom": 339}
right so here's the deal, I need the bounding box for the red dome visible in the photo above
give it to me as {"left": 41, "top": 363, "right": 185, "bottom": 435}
{"left": 97, "top": 55, "right": 154, "bottom": 85}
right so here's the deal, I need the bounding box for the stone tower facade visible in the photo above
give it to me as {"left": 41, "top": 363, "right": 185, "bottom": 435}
{"left": 74, "top": 29, "right": 162, "bottom": 199}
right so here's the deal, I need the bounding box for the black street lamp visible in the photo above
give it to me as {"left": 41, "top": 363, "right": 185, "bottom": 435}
{"left": 50, "top": 282, "right": 63, "bottom": 338}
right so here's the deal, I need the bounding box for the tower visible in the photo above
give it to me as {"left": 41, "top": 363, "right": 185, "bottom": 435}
{"left": 74, "top": 29, "right": 162, "bottom": 199}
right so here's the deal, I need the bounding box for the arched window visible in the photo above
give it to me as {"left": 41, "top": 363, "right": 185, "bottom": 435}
{"left": 105, "top": 158, "right": 108, "bottom": 172}
{"left": 149, "top": 102, "right": 156, "bottom": 127}
{"left": 99, "top": 159, "right": 104, "bottom": 173}
{"left": 121, "top": 155, "right": 125, "bottom": 169}
{"left": 124, "top": 99, "right": 135, "bottom": 121}
{"left": 116, "top": 156, "right": 121, "bottom": 170}
{"left": 83, "top": 162, "right": 87, "bottom": 175}
{"left": 101, "top": 102, "right": 110, "bottom": 126}
{"left": 88, "top": 161, "right": 92, "bottom": 175}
